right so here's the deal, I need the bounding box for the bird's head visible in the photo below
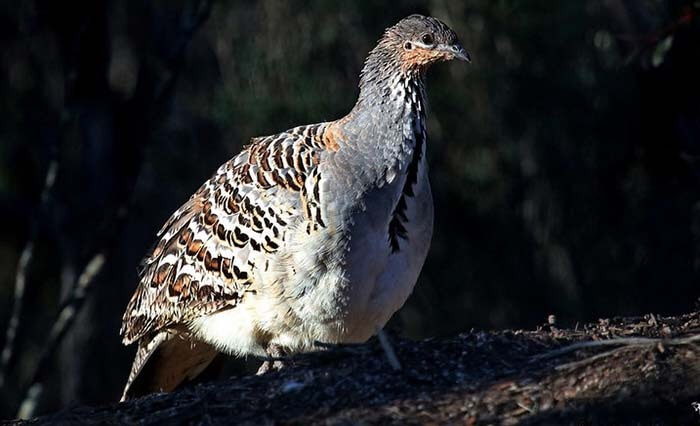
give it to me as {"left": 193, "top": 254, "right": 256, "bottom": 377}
{"left": 380, "top": 14, "right": 470, "bottom": 72}
{"left": 358, "top": 15, "right": 469, "bottom": 100}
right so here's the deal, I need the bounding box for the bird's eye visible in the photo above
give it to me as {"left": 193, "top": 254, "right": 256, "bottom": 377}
{"left": 404, "top": 41, "right": 413, "bottom": 50}
{"left": 421, "top": 33, "right": 434, "bottom": 46}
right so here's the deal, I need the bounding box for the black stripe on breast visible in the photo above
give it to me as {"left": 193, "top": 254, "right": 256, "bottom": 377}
{"left": 388, "top": 114, "right": 425, "bottom": 253}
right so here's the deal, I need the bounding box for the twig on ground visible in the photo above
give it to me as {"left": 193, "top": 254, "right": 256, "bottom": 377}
{"left": 530, "top": 337, "right": 659, "bottom": 362}
{"left": 529, "top": 333, "right": 700, "bottom": 366}
{"left": 554, "top": 345, "right": 640, "bottom": 371}
{"left": 649, "top": 313, "right": 659, "bottom": 327}
{"left": 313, "top": 341, "right": 367, "bottom": 353}
{"left": 516, "top": 401, "right": 536, "bottom": 414}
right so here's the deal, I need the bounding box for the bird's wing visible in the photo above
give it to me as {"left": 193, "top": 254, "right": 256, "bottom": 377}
{"left": 120, "top": 123, "right": 337, "bottom": 344}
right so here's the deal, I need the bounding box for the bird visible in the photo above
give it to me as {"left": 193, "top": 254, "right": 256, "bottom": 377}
{"left": 119, "top": 14, "right": 470, "bottom": 401}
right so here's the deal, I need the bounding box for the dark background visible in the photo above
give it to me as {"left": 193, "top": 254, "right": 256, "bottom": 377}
{"left": 0, "top": 0, "right": 698, "bottom": 419}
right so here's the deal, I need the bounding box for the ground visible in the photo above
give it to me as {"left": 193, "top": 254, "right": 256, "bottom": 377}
{"left": 11, "top": 312, "right": 700, "bottom": 425}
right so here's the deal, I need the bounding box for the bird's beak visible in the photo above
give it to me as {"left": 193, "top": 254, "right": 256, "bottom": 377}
{"left": 444, "top": 43, "right": 471, "bottom": 63}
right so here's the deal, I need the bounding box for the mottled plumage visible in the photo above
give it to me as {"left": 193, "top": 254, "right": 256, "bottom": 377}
{"left": 120, "top": 14, "right": 469, "bottom": 400}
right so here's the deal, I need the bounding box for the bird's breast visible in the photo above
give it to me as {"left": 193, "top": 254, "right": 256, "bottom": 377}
{"left": 281, "top": 153, "right": 430, "bottom": 344}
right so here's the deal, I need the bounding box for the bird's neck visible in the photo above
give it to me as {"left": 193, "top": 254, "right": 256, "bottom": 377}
{"left": 334, "top": 51, "right": 428, "bottom": 193}
{"left": 342, "top": 48, "right": 428, "bottom": 157}
{"left": 354, "top": 46, "right": 427, "bottom": 119}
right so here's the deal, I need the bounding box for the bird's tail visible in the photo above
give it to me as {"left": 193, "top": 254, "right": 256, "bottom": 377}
{"left": 121, "top": 331, "right": 218, "bottom": 401}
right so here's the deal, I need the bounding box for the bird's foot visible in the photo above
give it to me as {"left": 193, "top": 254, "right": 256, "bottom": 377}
{"left": 256, "top": 344, "right": 287, "bottom": 375}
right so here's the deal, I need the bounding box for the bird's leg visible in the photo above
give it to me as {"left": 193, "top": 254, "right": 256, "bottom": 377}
{"left": 376, "top": 328, "right": 401, "bottom": 370}
{"left": 313, "top": 330, "right": 402, "bottom": 369}
{"left": 256, "top": 343, "right": 286, "bottom": 375}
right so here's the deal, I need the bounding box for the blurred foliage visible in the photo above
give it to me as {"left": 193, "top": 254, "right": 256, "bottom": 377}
{"left": 0, "top": 0, "right": 699, "bottom": 417}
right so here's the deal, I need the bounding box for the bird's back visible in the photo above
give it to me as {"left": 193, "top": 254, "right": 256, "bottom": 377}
{"left": 121, "top": 122, "right": 339, "bottom": 345}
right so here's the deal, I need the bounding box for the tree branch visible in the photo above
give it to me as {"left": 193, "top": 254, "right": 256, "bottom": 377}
{"left": 17, "top": 252, "right": 106, "bottom": 419}
{"left": 0, "top": 159, "right": 58, "bottom": 388}
{"left": 10, "top": 0, "right": 215, "bottom": 417}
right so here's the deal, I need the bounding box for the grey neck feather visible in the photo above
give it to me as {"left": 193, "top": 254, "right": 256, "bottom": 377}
{"left": 355, "top": 40, "right": 425, "bottom": 118}
{"left": 339, "top": 40, "right": 427, "bottom": 184}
